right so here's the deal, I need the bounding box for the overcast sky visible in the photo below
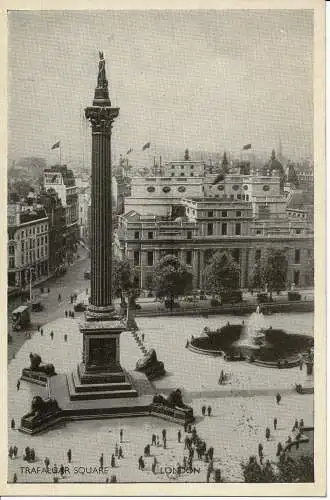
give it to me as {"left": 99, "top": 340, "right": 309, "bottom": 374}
{"left": 8, "top": 10, "right": 313, "bottom": 169}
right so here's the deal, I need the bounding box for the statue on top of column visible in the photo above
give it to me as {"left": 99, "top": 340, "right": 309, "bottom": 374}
{"left": 97, "top": 51, "right": 108, "bottom": 89}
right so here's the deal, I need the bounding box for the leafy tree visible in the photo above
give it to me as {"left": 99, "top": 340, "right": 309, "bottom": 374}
{"left": 241, "top": 456, "right": 277, "bottom": 483}
{"left": 203, "top": 251, "right": 240, "bottom": 295}
{"left": 277, "top": 455, "right": 314, "bottom": 483}
{"left": 112, "top": 257, "right": 138, "bottom": 304}
{"left": 261, "top": 248, "right": 288, "bottom": 299}
{"left": 152, "top": 254, "right": 193, "bottom": 309}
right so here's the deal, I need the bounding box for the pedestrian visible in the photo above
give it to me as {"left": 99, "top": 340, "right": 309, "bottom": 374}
{"left": 208, "top": 447, "right": 214, "bottom": 461}
{"left": 17, "top": 379, "right": 20, "bottom": 391}
{"left": 67, "top": 449, "right": 72, "bottom": 463}
{"left": 99, "top": 453, "right": 104, "bottom": 468}
{"left": 64, "top": 334, "right": 68, "bottom": 342}
{"left": 299, "top": 360, "right": 304, "bottom": 371}
{"left": 58, "top": 293, "right": 61, "bottom": 302}
{"left": 293, "top": 419, "right": 299, "bottom": 431}
{"left": 118, "top": 446, "right": 123, "bottom": 459}
{"left": 202, "top": 405, "right": 206, "bottom": 416}
{"left": 207, "top": 405, "right": 212, "bottom": 416}
{"left": 276, "top": 393, "right": 281, "bottom": 405}
{"left": 65, "top": 310, "right": 68, "bottom": 318}
{"left": 151, "top": 434, "right": 156, "bottom": 446}
{"left": 188, "top": 455, "right": 193, "bottom": 469}
{"left": 50, "top": 331, "right": 54, "bottom": 340}
{"left": 151, "top": 456, "right": 157, "bottom": 474}
{"left": 11, "top": 418, "right": 15, "bottom": 429}
{"left": 30, "top": 448, "right": 35, "bottom": 461}
{"left": 110, "top": 474, "right": 117, "bottom": 483}
{"left": 70, "top": 295, "right": 73, "bottom": 304}
{"left": 163, "top": 436, "right": 167, "bottom": 449}
{"left": 138, "top": 456, "right": 143, "bottom": 470}
{"left": 8, "top": 446, "right": 13, "bottom": 459}
{"left": 142, "top": 333, "right": 145, "bottom": 341}
{"left": 144, "top": 444, "right": 150, "bottom": 457}
{"left": 184, "top": 436, "right": 189, "bottom": 449}
{"left": 72, "top": 311, "right": 75, "bottom": 318}
{"left": 183, "top": 456, "right": 187, "bottom": 468}
{"left": 60, "top": 464, "right": 65, "bottom": 476}
{"left": 115, "top": 442, "right": 119, "bottom": 457}
{"left": 178, "top": 430, "right": 181, "bottom": 443}
{"left": 184, "top": 422, "right": 188, "bottom": 432}
{"left": 286, "top": 435, "right": 292, "bottom": 444}
{"left": 111, "top": 454, "right": 116, "bottom": 468}
{"left": 273, "top": 417, "right": 277, "bottom": 430}
{"left": 276, "top": 442, "right": 283, "bottom": 456}
{"left": 45, "top": 457, "right": 50, "bottom": 469}
{"left": 24, "top": 447, "right": 30, "bottom": 461}
{"left": 162, "top": 429, "right": 166, "bottom": 440}
{"left": 299, "top": 418, "right": 304, "bottom": 429}
{"left": 13, "top": 473, "right": 17, "bottom": 483}
{"left": 259, "top": 452, "right": 264, "bottom": 465}
{"left": 120, "top": 428, "right": 123, "bottom": 443}
{"left": 265, "top": 427, "right": 270, "bottom": 440}
{"left": 40, "top": 327, "right": 43, "bottom": 336}
{"left": 258, "top": 443, "right": 263, "bottom": 456}
{"left": 13, "top": 446, "right": 18, "bottom": 458}
{"left": 156, "top": 435, "right": 160, "bottom": 447}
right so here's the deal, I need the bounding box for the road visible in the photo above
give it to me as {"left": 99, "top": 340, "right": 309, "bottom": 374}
{"left": 7, "top": 248, "right": 91, "bottom": 363}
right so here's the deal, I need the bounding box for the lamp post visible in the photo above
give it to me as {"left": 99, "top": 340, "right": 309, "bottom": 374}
{"left": 29, "top": 266, "right": 35, "bottom": 302}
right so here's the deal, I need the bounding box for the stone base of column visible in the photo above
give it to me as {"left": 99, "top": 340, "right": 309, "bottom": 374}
{"left": 85, "top": 304, "right": 117, "bottom": 321}
{"left": 68, "top": 318, "right": 137, "bottom": 401}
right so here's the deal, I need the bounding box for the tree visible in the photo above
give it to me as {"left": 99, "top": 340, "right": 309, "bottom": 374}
{"left": 203, "top": 251, "right": 240, "bottom": 295}
{"left": 112, "top": 257, "right": 137, "bottom": 303}
{"left": 261, "top": 248, "right": 288, "bottom": 299}
{"left": 251, "top": 262, "right": 263, "bottom": 291}
{"left": 241, "top": 456, "right": 277, "bottom": 483}
{"left": 152, "top": 254, "right": 193, "bottom": 309}
{"left": 277, "top": 455, "right": 314, "bottom": 483}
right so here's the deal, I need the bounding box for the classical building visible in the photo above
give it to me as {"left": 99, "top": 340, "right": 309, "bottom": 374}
{"left": 43, "top": 164, "right": 80, "bottom": 258}
{"left": 8, "top": 203, "right": 49, "bottom": 288}
{"left": 114, "top": 157, "right": 314, "bottom": 290}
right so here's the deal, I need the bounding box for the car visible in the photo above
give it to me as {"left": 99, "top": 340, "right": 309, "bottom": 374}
{"left": 74, "top": 302, "right": 87, "bottom": 312}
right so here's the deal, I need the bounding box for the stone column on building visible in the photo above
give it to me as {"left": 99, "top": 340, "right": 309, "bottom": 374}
{"left": 199, "top": 250, "right": 205, "bottom": 289}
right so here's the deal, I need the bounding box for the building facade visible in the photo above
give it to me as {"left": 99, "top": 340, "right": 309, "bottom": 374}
{"left": 8, "top": 204, "right": 49, "bottom": 288}
{"left": 43, "top": 164, "right": 80, "bottom": 260}
{"left": 114, "top": 161, "right": 313, "bottom": 290}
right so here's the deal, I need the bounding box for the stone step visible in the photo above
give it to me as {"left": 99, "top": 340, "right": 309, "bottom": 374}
{"left": 72, "top": 370, "right": 132, "bottom": 393}
{"left": 67, "top": 373, "right": 138, "bottom": 401}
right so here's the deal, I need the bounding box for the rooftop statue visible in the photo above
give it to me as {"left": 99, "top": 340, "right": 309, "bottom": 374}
{"left": 97, "top": 50, "right": 108, "bottom": 89}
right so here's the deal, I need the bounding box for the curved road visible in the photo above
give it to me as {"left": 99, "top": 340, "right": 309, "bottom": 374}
{"left": 8, "top": 248, "right": 90, "bottom": 362}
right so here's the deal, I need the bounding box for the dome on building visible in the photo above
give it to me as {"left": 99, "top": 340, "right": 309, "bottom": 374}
{"left": 263, "top": 150, "right": 285, "bottom": 190}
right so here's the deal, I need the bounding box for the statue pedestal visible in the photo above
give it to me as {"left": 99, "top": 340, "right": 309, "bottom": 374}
{"left": 68, "top": 318, "right": 137, "bottom": 400}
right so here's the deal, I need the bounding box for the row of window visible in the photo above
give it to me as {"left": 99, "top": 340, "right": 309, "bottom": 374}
{"left": 19, "top": 224, "right": 48, "bottom": 240}
{"left": 254, "top": 248, "right": 305, "bottom": 264}
{"left": 133, "top": 231, "right": 193, "bottom": 240}
{"left": 21, "top": 236, "right": 48, "bottom": 250}
{"left": 207, "top": 222, "right": 241, "bottom": 236}
{"left": 206, "top": 210, "right": 242, "bottom": 218}
{"left": 171, "top": 165, "right": 196, "bottom": 169}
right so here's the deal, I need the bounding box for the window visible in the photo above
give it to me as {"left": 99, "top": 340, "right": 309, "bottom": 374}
{"left": 147, "top": 251, "right": 154, "bottom": 266}
{"left": 230, "top": 194, "right": 234, "bottom": 200}
{"left": 171, "top": 173, "right": 175, "bottom": 177}
{"left": 232, "top": 184, "right": 239, "bottom": 191}
{"left": 45, "top": 235, "right": 48, "bottom": 244}
{"left": 256, "top": 230, "right": 261, "bottom": 235}
{"left": 208, "top": 211, "right": 214, "bottom": 217}
{"left": 134, "top": 231, "right": 140, "bottom": 240}
{"left": 9, "top": 257, "right": 15, "bottom": 268}
{"left": 9, "top": 245, "right": 15, "bottom": 255}
{"left": 191, "top": 165, "right": 194, "bottom": 169}
{"left": 236, "top": 211, "right": 242, "bottom": 217}
{"left": 294, "top": 270, "right": 300, "bottom": 286}
{"left": 147, "top": 186, "right": 155, "bottom": 193}
{"left": 148, "top": 232, "right": 153, "bottom": 240}
{"left": 171, "top": 165, "right": 175, "bottom": 169}
{"left": 186, "top": 250, "right": 192, "bottom": 265}
{"left": 207, "top": 223, "right": 213, "bottom": 236}
{"left": 21, "top": 255, "right": 24, "bottom": 265}
{"left": 37, "top": 226, "right": 40, "bottom": 233}
{"left": 21, "top": 241, "right": 24, "bottom": 251}
{"left": 37, "top": 249, "right": 40, "bottom": 259}
{"left": 163, "top": 186, "right": 171, "bottom": 193}
{"left": 190, "top": 173, "right": 194, "bottom": 177}
{"left": 180, "top": 172, "right": 185, "bottom": 176}
{"left": 235, "top": 223, "right": 241, "bottom": 235}
{"left": 237, "top": 194, "right": 241, "bottom": 200}
{"left": 181, "top": 165, "right": 184, "bottom": 169}
{"left": 221, "top": 223, "right": 227, "bottom": 235}
{"left": 41, "top": 236, "right": 44, "bottom": 244}
{"left": 22, "top": 231, "right": 25, "bottom": 239}
{"left": 222, "top": 211, "right": 227, "bottom": 217}
{"left": 178, "top": 186, "right": 186, "bottom": 193}
{"left": 294, "top": 249, "right": 300, "bottom": 264}
{"left": 246, "top": 195, "right": 249, "bottom": 201}
{"left": 255, "top": 249, "right": 261, "bottom": 261}
{"left": 134, "top": 251, "right": 139, "bottom": 266}
{"left": 187, "top": 231, "right": 192, "bottom": 239}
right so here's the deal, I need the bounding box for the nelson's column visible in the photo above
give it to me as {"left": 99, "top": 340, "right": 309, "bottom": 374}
{"left": 68, "top": 52, "right": 137, "bottom": 400}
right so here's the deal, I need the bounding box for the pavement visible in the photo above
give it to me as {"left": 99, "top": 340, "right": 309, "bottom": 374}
{"left": 7, "top": 308, "right": 313, "bottom": 483}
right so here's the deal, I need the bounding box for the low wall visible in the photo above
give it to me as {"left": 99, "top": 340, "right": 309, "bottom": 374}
{"left": 134, "top": 300, "right": 314, "bottom": 318}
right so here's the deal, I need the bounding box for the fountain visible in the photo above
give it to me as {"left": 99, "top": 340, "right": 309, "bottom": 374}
{"left": 188, "top": 306, "right": 313, "bottom": 368}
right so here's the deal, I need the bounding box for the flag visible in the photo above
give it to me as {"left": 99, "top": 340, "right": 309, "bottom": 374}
{"left": 142, "top": 142, "right": 151, "bottom": 151}
{"left": 51, "top": 140, "right": 61, "bottom": 150}
{"left": 126, "top": 148, "right": 133, "bottom": 155}
{"left": 242, "top": 143, "right": 252, "bottom": 150}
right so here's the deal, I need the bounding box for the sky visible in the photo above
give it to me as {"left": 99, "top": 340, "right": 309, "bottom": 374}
{"left": 8, "top": 10, "right": 314, "bottom": 170}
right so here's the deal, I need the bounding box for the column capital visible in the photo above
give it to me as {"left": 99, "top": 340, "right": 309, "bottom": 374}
{"left": 85, "top": 106, "right": 119, "bottom": 132}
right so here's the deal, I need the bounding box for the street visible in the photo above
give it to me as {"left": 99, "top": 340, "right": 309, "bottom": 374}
{"left": 7, "top": 247, "right": 90, "bottom": 363}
